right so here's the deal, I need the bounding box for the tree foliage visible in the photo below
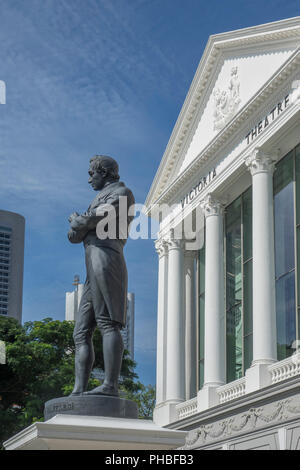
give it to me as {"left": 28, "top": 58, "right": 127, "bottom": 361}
{"left": 122, "top": 383, "right": 156, "bottom": 419}
{"left": 0, "top": 316, "right": 155, "bottom": 447}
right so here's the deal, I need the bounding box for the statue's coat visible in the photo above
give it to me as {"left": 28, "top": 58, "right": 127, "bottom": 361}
{"left": 68, "top": 181, "right": 135, "bottom": 326}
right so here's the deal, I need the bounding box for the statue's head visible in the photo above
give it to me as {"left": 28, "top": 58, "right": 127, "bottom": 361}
{"left": 88, "top": 155, "right": 120, "bottom": 191}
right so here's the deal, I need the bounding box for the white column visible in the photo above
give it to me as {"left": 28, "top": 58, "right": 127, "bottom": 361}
{"left": 154, "top": 238, "right": 168, "bottom": 406}
{"left": 153, "top": 231, "right": 185, "bottom": 426}
{"left": 184, "top": 249, "right": 197, "bottom": 401}
{"left": 198, "top": 194, "right": 225, "bottom": 411}
{"left": 165, "top": 232, "right": 185, "bottom": 408}
{"left": 245, "top": 148, "right": 277, "bottom": 392}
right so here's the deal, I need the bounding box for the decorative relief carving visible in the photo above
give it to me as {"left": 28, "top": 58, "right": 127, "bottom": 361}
{"left": 213, "top": 66, "right": 241, "bottom": 131}
{"left": 245, "top": 147, "right": 277, "bottom": 176}
{"left": 153, "top": 39, "right": 300, "bottom": 204}
{"left": 181, "top": 396, "right": 300, "bottom": 449}
{"left": 200, "top": 193, "right": 224, "bottom": 218}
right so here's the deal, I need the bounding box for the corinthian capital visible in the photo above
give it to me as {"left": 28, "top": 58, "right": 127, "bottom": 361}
{"left": 200, "top": 193, "right": 224, "bottom": 218}
{"left": 245, "top": 147, "right": 278, "bottom": 176}
{"left": 166, "top": 228, "right": 184, "bottom": 251}
{"left": 155, "top": 238, "right": 168, "bottom": 258}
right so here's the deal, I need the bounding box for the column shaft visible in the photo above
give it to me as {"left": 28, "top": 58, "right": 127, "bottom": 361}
{"left": 155, "top": 239, "right": 168, "bottom": 405}
{"left": 246, "top": 149, "right": 277, "bottom": 365}
{"left": 202, "top": 196, "right": 225, "bottom": 387}
{"left": 166, "top": 236, "right": 185, "bottom": 403}
{"left": 184, "top": 251, "right": 197, "bottom": 400}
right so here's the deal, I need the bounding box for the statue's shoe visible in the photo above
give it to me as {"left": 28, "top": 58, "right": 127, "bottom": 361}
{"left": 69, "top": 391, "right": 83, "bottom": 396}
{"left": 83, "top": 385, "right": 119, "bottom": 397}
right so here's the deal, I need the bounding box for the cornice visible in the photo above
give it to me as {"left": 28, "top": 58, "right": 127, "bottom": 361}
{"left": 145, "top": 17, "right": 300, "bottom": 213}
{"left": 145, "top": 46, "right": 300, "bottom": 213}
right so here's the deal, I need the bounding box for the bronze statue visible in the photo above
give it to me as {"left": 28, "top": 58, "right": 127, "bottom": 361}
{"left": 68, "top": 155, "right": 135, "bottom": 397}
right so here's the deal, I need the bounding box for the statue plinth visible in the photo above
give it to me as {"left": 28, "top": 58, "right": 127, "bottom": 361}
{"left": 4, "top": 414, "right": 187, "bottom": 450}
{"left": 44, "top": 395, "right": 138, "bottom": 421}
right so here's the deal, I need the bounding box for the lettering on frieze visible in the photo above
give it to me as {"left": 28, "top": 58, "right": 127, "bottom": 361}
{"left": 245, "top": 94, "right": 290, "bottom": 145}
{"left": 180, "top": 168, "right": 217, "bottom": 208}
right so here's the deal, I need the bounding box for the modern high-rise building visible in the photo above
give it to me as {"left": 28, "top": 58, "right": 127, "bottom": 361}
{"left": 65, "top": 276, "right": 135, "bottom": 359}
{"left": 0, "top": 210, "right": 25, "bottom": 323}
{"left": 145, "top": 17, "right": 300, "bottom": 450}
{"left": 65, "top": 275, "right": 84, "bottom": 323}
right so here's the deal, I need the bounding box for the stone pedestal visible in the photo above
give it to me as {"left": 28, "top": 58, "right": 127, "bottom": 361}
{"left": 197, "top": 384, "right": 219, "bottom": 412}
{"left": 3, "top": 414, "right": 187, "bottom": 450}
{"left": 245, "top": 363, "right": 272, "bottom": 394}
{"left": 44, "top": 395, "right": 138, "bottom": 421}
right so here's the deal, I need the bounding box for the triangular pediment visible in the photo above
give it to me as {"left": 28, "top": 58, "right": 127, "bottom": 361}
{"left": 145, "top": 17, "right": 300, "bottom": 212}
{"left": 175, "top": 45, "right": 296, "bottom": 176}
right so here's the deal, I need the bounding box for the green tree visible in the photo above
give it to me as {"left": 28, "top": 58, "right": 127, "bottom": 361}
{"left": 122, "top": 383, "right": 156, "bottom": 419}
{"left": 0, "top": 316, "right": 144, "bottom": 447}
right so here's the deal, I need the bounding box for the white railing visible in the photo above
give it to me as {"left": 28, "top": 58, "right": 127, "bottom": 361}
{"left": 217, "top": 377, "right": 246, "bottom": 404}
{"left": 269, "top": 353, "right": 300, "bottom": 384}
{"left": 175, "top": 355, "right": 300, "bottom": 421}
{"left": 176, "top": 397, "right": 198, "bottom": 420}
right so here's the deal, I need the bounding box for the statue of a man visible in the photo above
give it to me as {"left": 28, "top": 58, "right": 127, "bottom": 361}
{"left": 68, "top": 155, "right": 135, "bottom": 397}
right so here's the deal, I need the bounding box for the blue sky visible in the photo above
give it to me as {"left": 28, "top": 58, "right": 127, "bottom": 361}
{"left": 0, "top": 0, "right": 299, "bottom": 386}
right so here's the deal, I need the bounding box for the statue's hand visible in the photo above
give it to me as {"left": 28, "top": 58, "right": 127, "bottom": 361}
{"left": 68, "top": 212, "right": 79, "bottom": 223}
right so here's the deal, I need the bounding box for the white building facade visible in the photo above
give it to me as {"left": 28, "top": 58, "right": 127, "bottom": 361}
{"left": 145, "top": 17, "right": 300, "bottom": 450}
{"left": 0, "top": 210, "right": 25, "bottom": 323}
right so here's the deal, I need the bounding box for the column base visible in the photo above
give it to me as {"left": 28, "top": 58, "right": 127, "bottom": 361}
{"left": 197, "top": 384, "right": 223, "bottom": 412}
{"left": 153, "top": 400, "right": 182, "bottom": 426}
{"left": 245, "top": 362, "right": 273, "bottom": 394}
